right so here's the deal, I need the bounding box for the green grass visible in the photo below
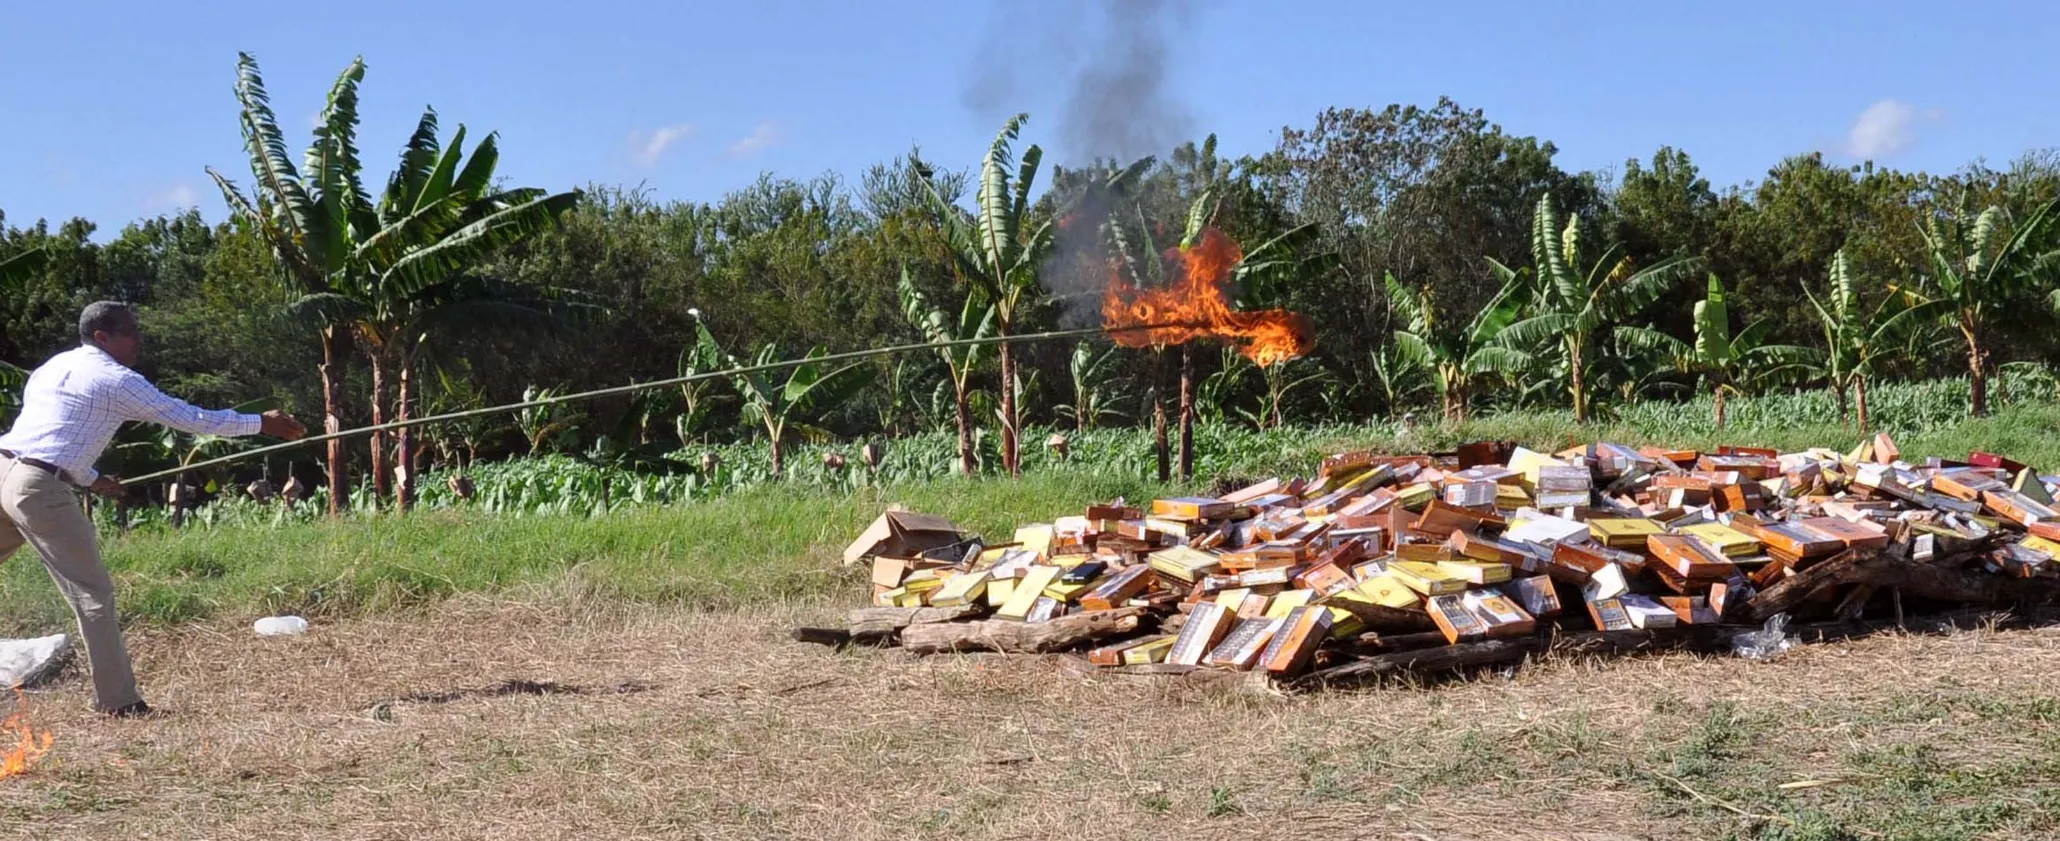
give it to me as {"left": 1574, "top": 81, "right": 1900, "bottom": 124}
{"left": 1, "top": 472, "right": 1184, "bottom": 633}
{"left": 13, "top": 387, "right": 2060, "bottom": 633}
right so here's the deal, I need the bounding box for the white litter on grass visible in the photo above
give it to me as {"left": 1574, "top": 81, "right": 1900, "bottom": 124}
{"left": 0, "top": 634, "right": 69, "bottom": 688}
{"left": 253, "top": 616, "right": 309, "bottom": 636}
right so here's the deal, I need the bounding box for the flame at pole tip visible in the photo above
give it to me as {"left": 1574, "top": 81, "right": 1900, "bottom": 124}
{"left": 1099, "top": 227, "right": 1315, "bottom": 365}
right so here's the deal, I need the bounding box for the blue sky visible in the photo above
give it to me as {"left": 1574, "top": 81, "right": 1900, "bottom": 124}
{"left": 3, "top": 0, "right": 2055, "bottom": 237}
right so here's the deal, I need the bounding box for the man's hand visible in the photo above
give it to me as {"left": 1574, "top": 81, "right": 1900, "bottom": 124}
{"left": 260, "top": 410, "right": 308, "bottom": 441}
{"left": 89, "top": 475, "right": 124, "bottom": 498}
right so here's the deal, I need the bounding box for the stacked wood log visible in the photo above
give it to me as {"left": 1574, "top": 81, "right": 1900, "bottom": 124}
{"left": 800, "top": 435, "right": 2060, "bottom": 686}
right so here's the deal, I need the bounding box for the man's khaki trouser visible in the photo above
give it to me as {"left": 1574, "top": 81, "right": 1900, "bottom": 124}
{"left": 0, "top": 456, "right": 141, "bottom": 711}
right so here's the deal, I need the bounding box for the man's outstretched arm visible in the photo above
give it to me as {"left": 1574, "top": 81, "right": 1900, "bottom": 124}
{"left": 108, "top": 371, "right": 308, "bottom": 440}
{"left": 91, "top": 374, "right": 306, "bottom": 496}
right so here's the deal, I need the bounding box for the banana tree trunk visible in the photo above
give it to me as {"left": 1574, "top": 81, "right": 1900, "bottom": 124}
{"left": 1268, "top": 375, "right": 1285, "bottom": 430}
{"left": 1570, "top": 339, "right": 1589, "bottom": 424}
{"left": 1967, "top": 333, "right": 1990, "bottom": 417}
{"left": 1834, "top": 377, "right": 1849, "bottom": 422}
{"left": 998, "top": 340, "right": 1019, "bottom": 477}
{"left": 367, "top": 344, "right": 391, "bottom": 508}
{"left": 318, "top": 328, "right": 350, "bottom": 518}
{"left": 1442, "top": 380, "right": 1466, "bottom": 424}
{"left": 1153, "top": 398, "right": 1169, "bottom": 483}
{"left": 396, "top": 345, "right": 418, "bottom": 512}
{"left": 1178, "top": 347, "right": 1194, "bottom": 480}
{"left": 1713, "top": 383, "right": 1727, "bottom": 430}
{"left": 1153, "top": 357, "right": 1169, "bottom": 483}
{"left": 1855, "top": 373, "right": 1870, "bottom": 433}
{"left": 953, "top": 380, "right": 975, "bottom": 476}
{"left": 768, "top": 425, "right": 785, "bottom": 478}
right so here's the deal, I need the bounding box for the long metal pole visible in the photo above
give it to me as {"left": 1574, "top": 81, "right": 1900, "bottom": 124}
{"left": 115, "top": 324, "right": 1149, "bottom": 488}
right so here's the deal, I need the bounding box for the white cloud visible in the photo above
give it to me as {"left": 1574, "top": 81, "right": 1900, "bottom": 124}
{"left": 629, "top": 124, "right": 696, "bottom": 166}
{"left": 727, "top": 121, "right": 783, "bottom": 158}
{"left": 1843, "top": 99, "right": 1940, "bottom": 159}
{"left": 146, "top": 183, "right": 199, "bottom": 213}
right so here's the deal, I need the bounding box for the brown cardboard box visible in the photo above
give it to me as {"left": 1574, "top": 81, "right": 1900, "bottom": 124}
{"left": 843, "top": 509, "right": 970, "bottom": 566}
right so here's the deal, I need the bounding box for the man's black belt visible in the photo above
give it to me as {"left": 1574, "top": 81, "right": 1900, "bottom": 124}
{"left": 0, "top": 449, "right": 82, "bottom": 485}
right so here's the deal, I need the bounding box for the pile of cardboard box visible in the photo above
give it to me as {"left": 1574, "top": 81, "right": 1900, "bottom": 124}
{"left": 837, "top": 435, "right": 2060, "bottom": 680}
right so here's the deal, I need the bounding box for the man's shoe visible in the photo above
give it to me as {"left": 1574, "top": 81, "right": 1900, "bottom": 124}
{"left": 105, "top": 700, "right": 153, "bottom": 719}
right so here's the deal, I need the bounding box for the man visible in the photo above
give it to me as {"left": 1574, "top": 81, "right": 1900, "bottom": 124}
{"left": 0, "top": 301, "right": 306, "bottom": 717}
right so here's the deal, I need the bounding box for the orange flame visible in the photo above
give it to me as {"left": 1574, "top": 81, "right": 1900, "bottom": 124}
{"left": 1100, "top": 228, "right": 1314, "bottom": 366}
{"left": 0, "top": 689, "right": 53, "bottom": 779}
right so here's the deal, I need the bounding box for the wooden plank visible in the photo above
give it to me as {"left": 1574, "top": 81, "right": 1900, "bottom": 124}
{"left": 1322, "top": 597, "right": 1438, "bottom": 632}
{"left": 1295, "top": 637, "right": 1545, "bottom": 686}
{"left": 899, "top": 607, "right": 1147, "bottom": 654}
{"left": 791, "top": 627, "right": 854, "bottom": 647}
{"left": 846, "top": 604, "right": 986, "bottom": 640}
{"left": 1745, "top": 546, "right": 2060, "bottom": 621}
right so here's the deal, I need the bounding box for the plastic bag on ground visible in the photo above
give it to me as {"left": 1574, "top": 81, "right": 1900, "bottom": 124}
{"left": 1731, "top": 612, "right": 1795, "bottom": 660}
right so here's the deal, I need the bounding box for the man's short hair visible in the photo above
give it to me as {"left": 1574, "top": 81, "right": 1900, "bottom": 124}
{"left": 79, "top": 301, "right": 136, "bottom": 344}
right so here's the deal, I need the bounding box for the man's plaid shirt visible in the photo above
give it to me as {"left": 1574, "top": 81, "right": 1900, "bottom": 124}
{"left": 0, "top": 345, "right": 260, "bottom": 484}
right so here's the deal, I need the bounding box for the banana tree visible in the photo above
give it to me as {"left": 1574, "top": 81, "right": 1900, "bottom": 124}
{"left": 1248, "top": 357, "right": 1323, "bottom": 430}
{"left": 1494, "top": 195, "right": 1696, "bottom": 423}
{"left": 1055, "top": 340, "right": 1126, "bottom": 433}
{"left": 206, "top": 53, "right": 361, "bottom": 515}
{"left": 1803, "top": 250, "right": 1951, "bottom": 431}
{"left": 1619, "top": 273, "right": 1817, "bottom": 429}
{"left": 913, "top": 114, "right": 1053, "bottom": 477}
{"left": 213, "top": 53, "right": 574, "bottom": 512}
{"left": 279, "top": 108, "right": 576, "bottom": 509}
{"left": 515, "top": 385, "right": 582, "bottom": 455}
{"left": 674, "top": 321, "right": 725, "bottom": 447}
{"left": 1367, "top": 342, "right": 1434, "bottom": 418}
{"left": 1914, "top": 196, "right": 2060, "bottom": 416}
{"left": 1385, "top": 270, "right": 1533, "bottom": 422}
{"left": 422, "top": 363, "right": 506, "bottom": 474}
{"left": 697, "top": 320, "right": 874, "bottom": 477}
{"left": 898, "top": 266, "right": 994, "bottom": 474}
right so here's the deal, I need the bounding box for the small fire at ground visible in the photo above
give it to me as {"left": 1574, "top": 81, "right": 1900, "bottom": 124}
{"left": 1, "top": 690, "right": 53, "bottom": 780}
{"left": 1101, "top": 227, "right": 1315, "bottom": 366}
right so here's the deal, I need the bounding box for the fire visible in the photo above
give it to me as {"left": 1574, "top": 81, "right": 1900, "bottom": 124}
{"left": 1100, "top": 227, "right": 1315, "bottom": 366}
{"left": 0, "top": 689, "right": 53, "bottom": 779}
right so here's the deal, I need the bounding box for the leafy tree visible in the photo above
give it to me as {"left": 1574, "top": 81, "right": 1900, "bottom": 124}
{"left": 1496, "top": 195, "right": 1696, "bottom": 422}
{"left": 0, "top": 247, "right": 48, "bottom": 424}
{"left": 0, "top": 247, "right": 47, "bottom": 382}
{"left": 913, "top": 114, "right": 1053, "bottom": 477}
{"left": 1384, "top": 270, "right": 1531, "bottom": 422}
{"left": 1619, "top": 273, "right": 1817, "bottom": 428}
{"left": 1613, "top": 146, "right": 1717, "bottom": 263}
{"left": 1914, "top": 196, "right": 2060, "bottom": 415}
{"left": 1258, "top": 98, "right": 1601, "bottom": 365}
{"left": 898, "top": 266, "right": 994, "bottom": 474}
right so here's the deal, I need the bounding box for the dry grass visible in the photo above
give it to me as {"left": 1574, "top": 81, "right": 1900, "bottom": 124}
{"left": 5, "top": 594, "right": 2060, "bottom": 840}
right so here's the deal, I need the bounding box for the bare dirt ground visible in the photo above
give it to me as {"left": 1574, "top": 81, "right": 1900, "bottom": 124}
{"left": 5, "top": 596, "right": 2060, "bottom": 840}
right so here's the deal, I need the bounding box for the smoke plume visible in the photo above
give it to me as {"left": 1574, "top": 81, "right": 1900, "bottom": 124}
{"left": 961, "top": 0, "right": 1199, "bottom": 163}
